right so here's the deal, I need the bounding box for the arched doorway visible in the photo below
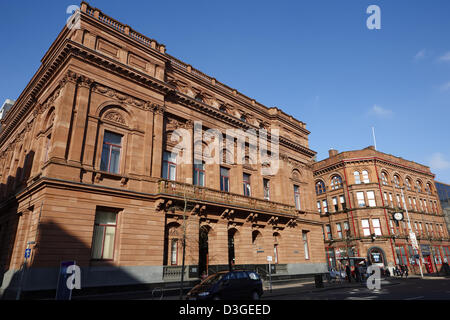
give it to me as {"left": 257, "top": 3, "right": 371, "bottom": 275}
{"left": 273, "top": 232, "right": 281, "bottom": 264}
{"left": 228, "top": 228, "right": 238, "bottom": 270}
{"left": 367, "top": 246, "right": 386, "bottom": 267}
{"left": 164, "top": 222, "right": 181, "bottom": 266}
{"left": 198, "top": 225, "right": 210, "bottom": 276}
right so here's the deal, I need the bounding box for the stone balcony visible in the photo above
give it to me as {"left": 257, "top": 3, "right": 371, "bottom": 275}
{"left": 157, "top": 179, "right": 300, "bottom": 218}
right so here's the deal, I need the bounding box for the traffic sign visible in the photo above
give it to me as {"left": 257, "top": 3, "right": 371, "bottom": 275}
{"left": 24, "top": 248, "right": 31, "bottom": 259}
{"left": 267, "top": 256, "right": 272, "bottom": 262}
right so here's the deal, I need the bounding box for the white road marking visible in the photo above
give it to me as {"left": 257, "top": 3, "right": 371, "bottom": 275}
{"left": 404, "top": 296, "right": 424, "bottom": 300}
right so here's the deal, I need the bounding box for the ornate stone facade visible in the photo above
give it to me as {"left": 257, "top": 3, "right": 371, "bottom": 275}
{"left": 0, "top": 2, "right": 325, "bottom": 298}
{"left": 313, "top": 146, "right": 450, "bottom": 275}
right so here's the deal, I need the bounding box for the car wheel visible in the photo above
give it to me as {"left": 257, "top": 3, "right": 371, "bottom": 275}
{"left": 251, "top": 291, "right": 260, "bottom": 300}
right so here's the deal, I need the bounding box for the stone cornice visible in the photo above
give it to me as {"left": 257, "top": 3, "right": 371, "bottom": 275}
{"left": 313, "top": 157, "right": 434, "bottom": 179}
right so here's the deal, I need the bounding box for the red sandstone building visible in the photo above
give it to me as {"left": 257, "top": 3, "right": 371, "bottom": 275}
{"left": 313, "top": 147, "right": 450, "bottom": 275}
{"left": 0, "top": 2, "right": 326, "bottom": 298}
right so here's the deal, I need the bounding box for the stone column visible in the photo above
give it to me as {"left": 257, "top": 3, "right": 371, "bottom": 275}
{"left": 67, "top": 75, "right": 93, "bottom": 164}
{"left": 50, "top": 71, "right": 78, "bottom": 161}
{"left": 184, "top": 213, "right": 200, "bottom": 265}
{"left": 151, "top": 105, "right": 165, "bottom": 178}
{"left": 209, "top": 219, "right": 229, "bottom": 266}
{"left": 181, "top": 120, "right": 194, "bottom": 184}
{"left": 142, "top": 103, "right": 155, "bottom": 176}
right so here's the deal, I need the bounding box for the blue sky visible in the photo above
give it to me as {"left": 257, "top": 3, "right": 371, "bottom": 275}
{"left": 1, "top": 0, "right": 450, "bottom": 182}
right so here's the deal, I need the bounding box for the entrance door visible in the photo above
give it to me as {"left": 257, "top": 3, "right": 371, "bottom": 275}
{"left": 425, "top": 255, "right": 434, "bottom": 273}
{"left": 199, "top": 226, "right": 209, "bottom": 276}
{"left": 228, "top": 229, "right": 236, "bottom": 270}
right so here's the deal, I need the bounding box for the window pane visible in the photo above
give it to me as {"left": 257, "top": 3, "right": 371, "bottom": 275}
{"left": 110, "top": 147, "right": 121, "bottom": 173}
{"left": 169, "top": 164, "right": 176, "bottom": 181}
{"left": 95, "top": 211, "right": 117, "bottom": 225}
{"left": 100, "top": 144, "right": 110, "bottom": 171}
{"left": 102, "top": 226, "right": 116, "bottom": 259}
{"left": 91, "top": 225, "right": 104, "bottom": 259}
{"left": 162, "top": 161, "right": 169, "bottom": 179}
{"left": 104, "top": 131, "right": 122, "bottom": 145}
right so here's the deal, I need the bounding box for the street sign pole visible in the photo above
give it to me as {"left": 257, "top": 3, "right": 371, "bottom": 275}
{"left": 267, "top": 256, "right": 272, "bottom": 293}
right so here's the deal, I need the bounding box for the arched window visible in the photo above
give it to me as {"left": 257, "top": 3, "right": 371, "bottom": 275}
{"left": 354, "top": 171, "right": 361, "bottom": 184}
{"left": 362, "top": 170, "right": 370, "bottom": 183}
{"left": 405, "top": 178, "right": 412, "bottom": 191}
{"left": 416, "top": 180, "right": 423, "bottom": 193}
{"left": 330, "top": 175, "right": 343, "bottom": 190}
{"left": 426, "top": 183, "right": 432, "bottom": 195}
{"left": 315, "top": 180, "right": 326, "bottom": 194}
{"left": 381, "top": 172, "right": 389, "bottom": 186}
{"left": 393, "top": 175, "right": 401, "bottom": 188}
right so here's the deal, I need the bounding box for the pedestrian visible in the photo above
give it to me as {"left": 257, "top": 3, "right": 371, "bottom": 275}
{"left": 355, "top": 264, "right": 361, "bottom": 283}
{"left": 384, "top": 266, "right": 391, "bottom": 278}
{"left": 345, "top": 264, "right": 352, "bottom": 283}
{"left": 404, "top": 265, "right": 408, "bottom": 278}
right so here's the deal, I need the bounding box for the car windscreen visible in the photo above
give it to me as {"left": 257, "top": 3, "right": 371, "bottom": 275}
{"left": 202, "top": 273, "right": 226, "bottom": 285}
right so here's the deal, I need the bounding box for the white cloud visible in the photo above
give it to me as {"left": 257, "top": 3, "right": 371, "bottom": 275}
{"left": 414, "top": 49, "right": 426, "bottom": 61}
{"left": 429, "top": 153, "right": 450, "bottom": 170}
{"left": 438, "top": 51, "right": 450, "bottom": 62}
{"left": 368, "top": 105, "right": 393, "bottom": 118}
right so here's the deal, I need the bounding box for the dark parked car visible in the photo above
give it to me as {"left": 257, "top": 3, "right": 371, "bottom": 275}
{"left": 186, "top": 270, "right": 264, "bottom": 300}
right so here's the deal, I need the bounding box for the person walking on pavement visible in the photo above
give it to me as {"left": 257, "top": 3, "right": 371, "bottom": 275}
{"left": 354, "top": 264, "right": 361, "bottom": 283}
{"left": 345, "top": 264, "right": 352, "bottom": 283}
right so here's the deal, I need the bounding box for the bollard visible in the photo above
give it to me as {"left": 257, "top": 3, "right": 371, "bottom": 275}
{"left": 314, "top": 274, "right": 324, "bottom": 288}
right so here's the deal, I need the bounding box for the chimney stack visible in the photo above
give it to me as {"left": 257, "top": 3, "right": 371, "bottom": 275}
{"left": 329, "top": 148, "right": 338, "bottom": 157}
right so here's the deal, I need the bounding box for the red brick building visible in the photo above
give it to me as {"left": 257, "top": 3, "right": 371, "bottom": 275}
{"left": 0, "top": 2, "right": 326, "bottom": 298}
{"left": 313, "top": 146, "right": 450, "bottom": 275}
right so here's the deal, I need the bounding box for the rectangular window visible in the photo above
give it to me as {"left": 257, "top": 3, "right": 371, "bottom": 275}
{"left": 389, "top": 193, "right": 394, "bottom": 208}
{"left": 302, "top": 231, "right": 310, "bottom": 260}
{"left": 332, "top": 197, "right": 338, "bottom": 212}
{"left": 344, "top": 221, "right": 350, "bottom": 237}
{"left": 372, "top": 218, "right": 382, "bottom": 236}
{"left": 162, "top": 151, "right": 177, "bottom": 180}
{"left": 396, "top": 195, "right": 402, "bottom": 208}
{"left": 340, "top": 195, "right": 346, "bottom": 210}
{"left": 193, "top": 161, "right": 205, "bottom": 186}
{"left": 390, "top": 220, "right": 396, "bottom": 235}
{"left": 317, "top": 201, "right": 321, "bottom": 213}
{"left": 367, "top": 191, "right": 376, "bottom": 207}
{"left": 383, "top": 192, "right": 388, "bottom": 205}
{"left": 170, "top": 239, "right": 178, "bottom": 265}
{"left": 413, "top": 198, "right": 417, "bottom": 211}
{"left": 419, "top": 222, "right": 423, "bottom": 235}
{"left": 100, "top": 131, "right": 122, "bottom": 174}
{"left": 263, "top": 179, "right": 270, "bottom": 200}
{"left": 322, "top": 199, "right": 328, "bottom": 213}
{"left": 243, "top": 173, "right": 251, "bottom": 196}
{"left": 361, "top": 219, "right": 371, "bottom": 236}
{"left": 336, "top": 223, "right": 343, "bottom": 238}
{"left": 357, "top": 192, "right": 366, "bottom": 207}
{"left": 220, "top": 167, "right": 230, "bottom": 192}
{"left": 294, "top": 185, "right": 301, "bottom": 210}
{"left": 325, "top": 224, "right": 332, "bottom": 240}
{"left": 91, "top": 210, "right": 117, "bottom": 260}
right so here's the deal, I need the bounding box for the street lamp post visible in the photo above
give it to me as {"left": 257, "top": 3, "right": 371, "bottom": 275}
{"left": 399, "top": 187, "right": 424, "bottom": 278}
